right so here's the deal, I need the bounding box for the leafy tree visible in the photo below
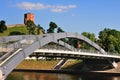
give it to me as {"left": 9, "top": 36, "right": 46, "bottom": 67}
{"left": 81, "top": 32, "right": 96, "bottom": 50}
{"left": 26, "top": 20, "right": 36, "bottom": 34}
{"left": 57, "top": 27, "right": 68, "bottom": 44}
{"left": 47, "top": 22, "right": 58, "bottom": 33}
{"left": 57, "top": 27, "right": 64, "bottom": 33}
{"left": 37, "top": 24, "right": 45, "bottom": 34}
{"left": 82, "top": 32, "right": 96, "bottom": 42}
{"left": 67, "top": 38, "right": 78, "bottom": 48}
{"left": 98, "top": 28, "right": 120, "bottom": 53}
{"left": 0, "top": 20, "right": 7, "bottom": 33}
{"left": 9, "top": 31, "right": 25, "bottom": 35}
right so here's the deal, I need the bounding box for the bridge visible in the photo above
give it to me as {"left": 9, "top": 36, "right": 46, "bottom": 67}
{"left": 0, "top": 32, "right": 120, "bottom": 79}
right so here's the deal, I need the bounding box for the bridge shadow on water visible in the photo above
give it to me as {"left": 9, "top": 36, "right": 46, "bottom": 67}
{"left": 61, "top": 60, "right": 84, "bottom": 70}
{"left": 61, "top": 59, "right": 114, "bottom": 72}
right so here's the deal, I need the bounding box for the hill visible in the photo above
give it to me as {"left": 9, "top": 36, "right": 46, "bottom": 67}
{"left": 0, "top": 25, "right": 29, "bottom": 37}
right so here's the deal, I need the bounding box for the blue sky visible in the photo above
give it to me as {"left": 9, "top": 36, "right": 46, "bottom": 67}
{"left": 1, "top": 0, "right": 120, "bottom": 36}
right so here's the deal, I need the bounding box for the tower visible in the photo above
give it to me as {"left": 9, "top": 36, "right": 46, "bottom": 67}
{"left": 24, "top": 13, "right": 34, "bottom": 24}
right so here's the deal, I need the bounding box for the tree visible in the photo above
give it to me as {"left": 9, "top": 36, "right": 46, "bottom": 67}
{"left": 0, "top": 20, "right": 7, "bottom": 33}
{"left": 37, "top": 24, "right": 45, "bottom": 34}
{"left": 82, "top": 32, "right": 96, "bottom": 42}
{"left": 81, "top": 32, "right": 96, "bottom": 50}
{"left": 57, "top": 27, "right": 64, "bottom": 33}
{"left": 98, "top": 28, "right": 120, "bottom": 53}
{"left": 47, "top": 22, "right": 58, "bottom": 33}
{"left": 57, "top": 27, "right": 68, "bottom": 44}
{"left": 67, "top": 38, "right": 78, "bottom": 48}
{"left": 26, "top": 20, "right": 36, "bottom": 34}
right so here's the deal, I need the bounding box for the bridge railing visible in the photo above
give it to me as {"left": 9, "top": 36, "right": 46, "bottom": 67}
{"left": 39, "top": 43, "right": 120, "bottom": 56}
{"left": 39, "top": 48, "right": 120, "bottom": 57}
{"left": 39, "top": 42, "right": 102, "bottom": 54}
{"left": 38, "top": 48, "right": 101, "bottom": 54}
{"left": 40, "top": 45, "right": 71, "bottom": 51}
{"left": 76, "top": 49, "right": 100, "bottom": 54}
{"left": 0, "top": 42, "right": 21, "bottom": 63}
{"left": 106, "top": 52, "right": 120, "bottom": 56}
{"left": 0, "top": 36, "right": 38, "bottom": 63}
{"left": 36, "top": 48, "right": 120, "bottom": 58}
{"left": 0, "top": 35, "right": 37, "bottom": 45}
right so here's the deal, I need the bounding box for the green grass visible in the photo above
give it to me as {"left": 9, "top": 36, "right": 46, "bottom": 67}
{"left": 16, "top": 60, "right": 83, "bottom": 70}
{"left": 16, "top": 60, "right": 60, "bottom": 69}
{"left": 62, "top": 60, "right": 83, "bottom": 70}
{"left": 0, "top": 26, "right": 29, "bottom": 37}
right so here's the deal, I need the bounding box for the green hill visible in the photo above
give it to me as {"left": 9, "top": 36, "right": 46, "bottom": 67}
{"left": 0, "top": 26, "right": 29, "bottom": 37}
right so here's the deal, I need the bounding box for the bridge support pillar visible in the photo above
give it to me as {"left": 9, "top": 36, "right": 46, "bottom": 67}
{"left": 0, "top": 69, "right": 5, "bottom": 80}
{"left": 54, "top": 59, "right": 68, "bottom": 69}
{"left": 112, "top": 61, "right": 118, "bottom": 68}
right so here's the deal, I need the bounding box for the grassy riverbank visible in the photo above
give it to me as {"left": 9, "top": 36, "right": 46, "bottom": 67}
{"left": 16, "top": 60, "right": 60, "bottom": 69}
{"left": 16, "top": 60, "right": 82, "bottom": 70}
{"left": 62, "top": 60, "right": 83, "bottom": 70}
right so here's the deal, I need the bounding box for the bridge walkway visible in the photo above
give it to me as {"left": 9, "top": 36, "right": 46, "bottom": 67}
{"left": 0, "top": 34, "right": 77, "bottom": 79}
{"left": 0, "top": 32, "right": 120, "bottom": 79}
{"left": 34, "top": 49, "right": 120, "bottom": 59}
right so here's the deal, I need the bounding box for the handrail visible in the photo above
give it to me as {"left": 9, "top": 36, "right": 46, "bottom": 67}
{"left": 34, "top": 49, "right": 120, "bottom": 57}
{"left": 0, "top": 48, "right": 22, "bottom": 66}
{"left": 0, "top": 36, "right": 37, "bottom": 65}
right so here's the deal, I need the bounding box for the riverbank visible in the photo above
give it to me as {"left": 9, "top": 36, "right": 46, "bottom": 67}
{"left": 16, "top": 60, "right": 60, "bottom": 69}
{"left": 14, "top": 68, "right": 120, "bottom": 77}
{"left": 16, "top": 60, "right": 82, "bottom": 69}
{"left": 15, "top": 60, "right": 120, "bottom": 75}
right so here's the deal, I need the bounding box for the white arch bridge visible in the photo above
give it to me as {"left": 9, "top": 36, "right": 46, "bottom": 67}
{"left": 0, "top": 32, "right": 120, "bottom": 79}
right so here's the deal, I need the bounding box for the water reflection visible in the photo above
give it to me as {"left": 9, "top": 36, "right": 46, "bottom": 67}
{"left": 6, "top": 72, "right": 120, "bottom": 80}
{"left": 7, "top": 72, "right": 79, "bottom": 80}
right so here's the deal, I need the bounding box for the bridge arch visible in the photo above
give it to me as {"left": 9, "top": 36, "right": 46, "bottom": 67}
{"left": 0, "top": 32, "right": 107, "bottom": 78}
{"left": 0, "top": 33, "right": 106, "bottom": 54}
{"left": 41, "top": 32, "right": 106, "bottom": 54}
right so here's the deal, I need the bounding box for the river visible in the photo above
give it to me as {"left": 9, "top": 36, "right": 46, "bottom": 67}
{"left": 6, "top": 71, "right": 120, "bottom": 80}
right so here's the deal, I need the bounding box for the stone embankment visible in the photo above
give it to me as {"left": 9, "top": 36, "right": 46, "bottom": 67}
{"left": 92, "top": 62, "right": 120, "bottom": 74}
{"left": 105, "top": 62, "right": 120, "bottom": 73}
{"left": 7, "top": 24, "right": 25, "bottom": 27}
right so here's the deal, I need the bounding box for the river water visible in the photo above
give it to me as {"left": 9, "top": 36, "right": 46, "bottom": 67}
{"left": 6, "top": 71, "right": 120, "bottom": 80}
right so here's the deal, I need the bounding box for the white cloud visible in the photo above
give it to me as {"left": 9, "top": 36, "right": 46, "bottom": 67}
{"left": 51, "top": 8, "right": 66, "bottom": 13}
{"left": 17, "top": 2, "right": 47, "bottom": 10}
{"left": 17, "top": 2, "right": 77, "bottom": 13}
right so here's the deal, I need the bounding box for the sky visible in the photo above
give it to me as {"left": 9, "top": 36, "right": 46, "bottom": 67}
{"left": 1, "top": 0, "right": 120, "bottom": 36}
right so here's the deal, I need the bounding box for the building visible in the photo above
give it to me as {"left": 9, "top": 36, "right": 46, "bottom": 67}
{"left": 24, "top": 13, "right": 34, "bottom": 24}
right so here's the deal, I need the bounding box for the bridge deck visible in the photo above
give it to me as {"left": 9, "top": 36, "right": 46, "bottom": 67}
{"left": 0, "top": 32, "right": 120, "bottom": 79}
{"left": 34, "top": 49, "right": 120, "bottom": 59}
